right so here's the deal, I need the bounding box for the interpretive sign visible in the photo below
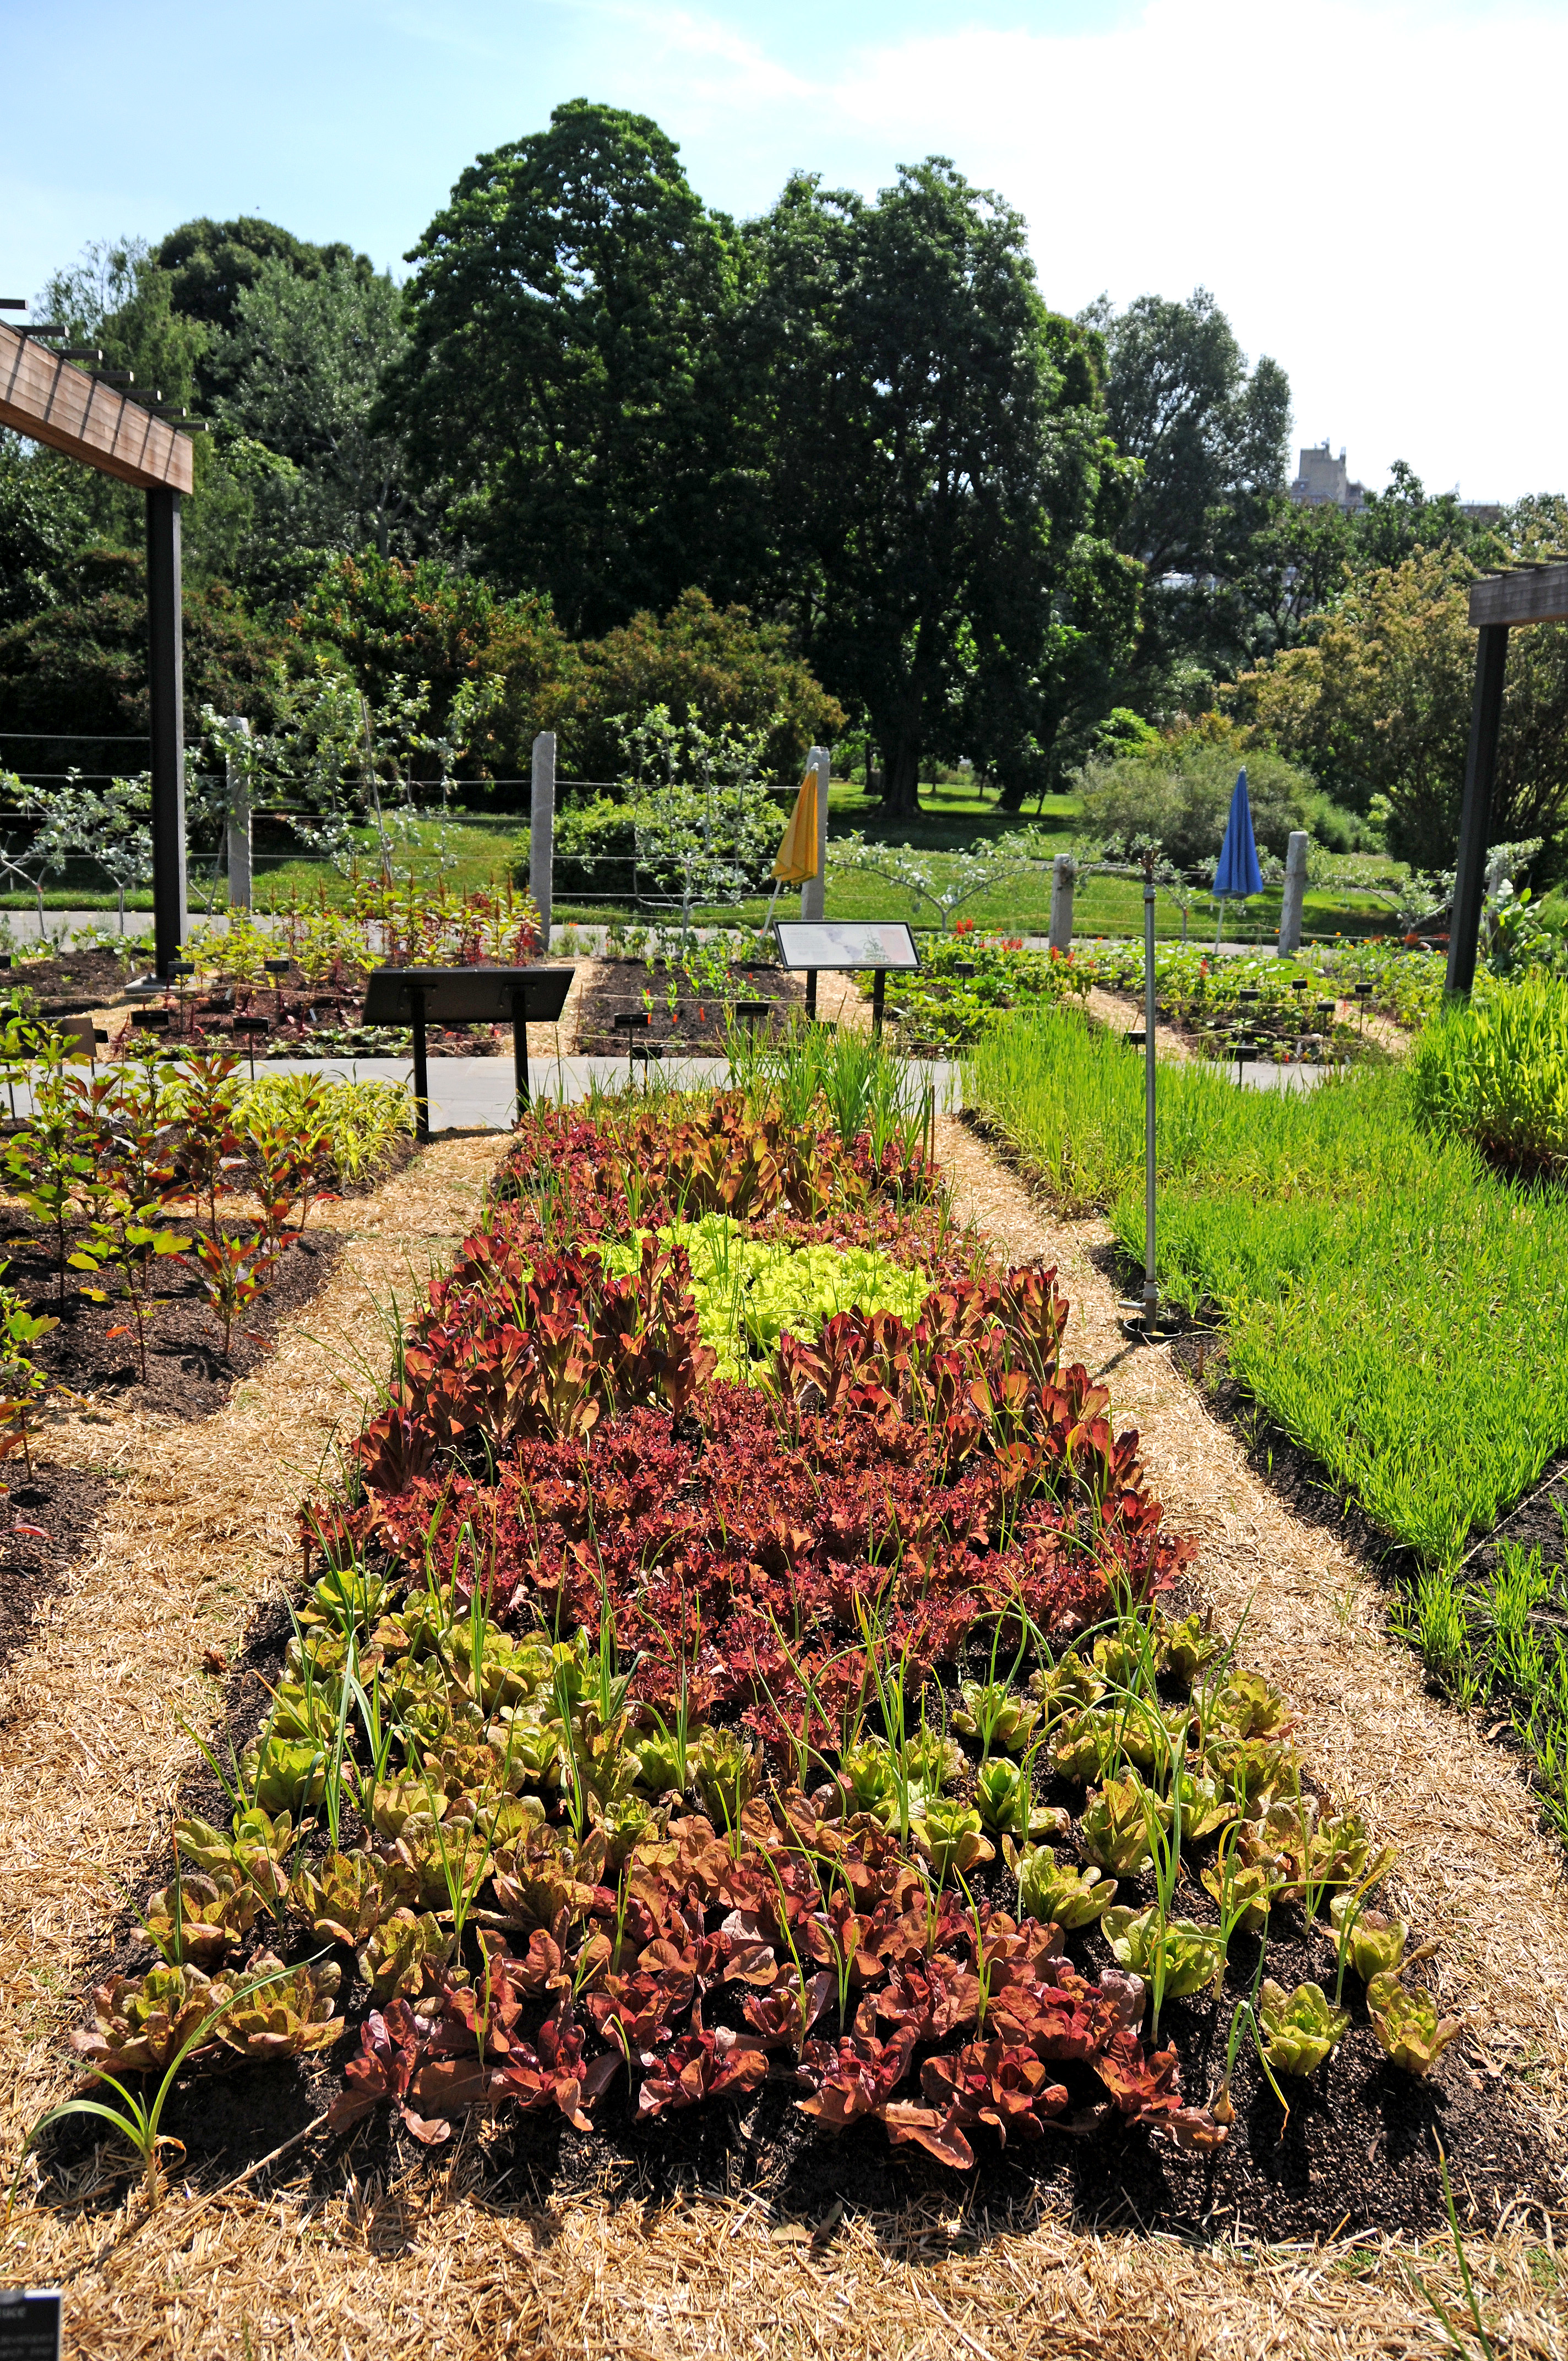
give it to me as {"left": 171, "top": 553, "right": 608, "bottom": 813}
{"left": 361, "top": 965, "right": 575, "bottom": 1137}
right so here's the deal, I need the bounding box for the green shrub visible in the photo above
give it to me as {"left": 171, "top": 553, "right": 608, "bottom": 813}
{"left": 1409, "top": 971, "right": 1568, "bottom": 1172}
{"left": 1076, "top": 741, "right": 1324, "bottom": 869}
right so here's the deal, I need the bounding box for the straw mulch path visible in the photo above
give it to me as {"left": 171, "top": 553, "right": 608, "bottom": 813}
{"left": 4, "top": 1123, "right": 1566, "bottom": 2357}
{"left": 0, "top": 1137, "right": 509, "bottom": 2142}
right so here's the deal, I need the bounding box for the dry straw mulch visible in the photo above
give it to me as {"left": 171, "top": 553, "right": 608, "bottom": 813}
{"left": 3, "top": 1119, "right": 1566, "bottom": 2357}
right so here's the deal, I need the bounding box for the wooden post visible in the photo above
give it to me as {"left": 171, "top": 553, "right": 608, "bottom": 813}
{"left": 225, "top": 716, "right": 252, "bottom": 911}
{"left": 1277, "top": 830, "right": 1309, "bottom": 956}
{"left": 1048, "top": 854, "right": 1075, "bottom": 952}
{"left": 146, "top": 487, "right": 187, "bottom": 977}
{"left": 530, "top": 730, "right": 556, "bottom": 950}
{"left": 1447, "top": 622, "right": 1510, "bottom": 998}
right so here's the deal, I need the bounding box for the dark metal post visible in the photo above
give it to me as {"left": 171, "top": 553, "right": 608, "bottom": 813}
{"left": 870, "top": 967, "right": 885, "bottom": 1038}
{"left": 511, "top": 986, "right": 530, "bottom": 1116}
{"left": 805, "top": 970, "right": 817, "bottom": 1021}
{"left": 409, "top": 983, "right": 429, "bottom": 1143}
{"left": 1446, "top": 622, "right": 1510, "bottom": 997}
{"left": 1142, "top": 866, "right": 1158, "bottom": 1338}
{"left": 146, "top": 487, "right": 188, "bottom": 977}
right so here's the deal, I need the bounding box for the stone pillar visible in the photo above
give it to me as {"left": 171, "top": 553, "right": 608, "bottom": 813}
{"left": 530, "top": 730, "right": 556, "bottom": 950}
{"left": 1277, "top": 830, "right": 1309, "bottom": 956}
{"left": 800, "top": 744, "right": 830, "bottom": 923}
{"left": 225, "top": 717, "right": 252, "bottom": 911}
{"left": 1048, "top": 853, "right": 1076, "bottom": 952}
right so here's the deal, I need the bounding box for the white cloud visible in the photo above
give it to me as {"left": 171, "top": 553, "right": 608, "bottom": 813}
{"left": 809, "top": 0, "right": 1567, "bottom": 498}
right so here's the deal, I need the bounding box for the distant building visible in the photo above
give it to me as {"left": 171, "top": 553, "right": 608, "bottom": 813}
{"left": 1459, "top": 502, "right": 1503, "bottom": 529}
{"left": 1289, "top": 443, "right": 1367, "bottom": 512}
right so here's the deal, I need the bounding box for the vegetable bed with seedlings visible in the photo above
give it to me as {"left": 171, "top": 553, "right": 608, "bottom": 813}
{"left": 575, "top": 954, "right": 802, "bottom": 1056}
{"left": 967, "top": 1001, "right": 1568, "bottom": 1844}
{"left": 0, "top": 1051, "right": 413, "bottom": 1673}
{"left": 15, "top": 1058, "right": 1548, "bottom": 2248}
{"left": 1071, "top": 944, "right": 1373, "bottom": 1068}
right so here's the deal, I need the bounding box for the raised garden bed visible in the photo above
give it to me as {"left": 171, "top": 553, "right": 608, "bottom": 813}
{"left": 18, "top": 1056, "right": 1545, "bottom": 2249}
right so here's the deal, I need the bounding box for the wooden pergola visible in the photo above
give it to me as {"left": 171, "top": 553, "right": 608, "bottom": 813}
{"left": 1447, "top": 559, "right": 1568, "bottom": 994}
{"left": 0, "top": 317, "right": 195, "bottom": 976}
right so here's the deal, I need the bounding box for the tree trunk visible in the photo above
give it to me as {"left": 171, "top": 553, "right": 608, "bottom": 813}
{"left": 881, "top": 738, "right": 923, "bottom": 820}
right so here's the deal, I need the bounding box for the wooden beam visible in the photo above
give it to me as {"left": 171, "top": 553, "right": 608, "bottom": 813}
{"left": 1468, "top": 564, "right": 1568, "bottom": 629}
{"left": 0, "top": 321, "right": 193, "bottom": 492}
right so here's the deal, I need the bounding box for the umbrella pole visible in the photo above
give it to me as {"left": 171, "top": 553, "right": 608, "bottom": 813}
{"left": 1214, "top": 894, "right": 1225, "bottom": 954}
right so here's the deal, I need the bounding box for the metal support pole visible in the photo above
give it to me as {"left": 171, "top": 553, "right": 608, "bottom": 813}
{"left": 1143, "top": 869, "right": 1158, "bottom": 1339}
{"left": 225, "top": 716, "right": 252, "bottom": 911}
{"left": 530, "top": 730, "right": 556, "bottom": 950}
{"left": 805, "top": 970, "right": 818, "bottom": 1021}
{"left": 409, "top": 984, "right": 429, "bottom": 1143}
{"left": 871, "top": 968, "right": 885, "bottom": 1038}
{"left": 146, "top": 487, "right": 187, "bottom": 977}
{"left": 1447, "top": 622, "right": 1510, "bottom": 997}
{"left": 511, "top": 987, "right": 530, "bottom": 1116}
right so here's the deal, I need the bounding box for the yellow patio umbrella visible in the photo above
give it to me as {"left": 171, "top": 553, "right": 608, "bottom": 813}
{"left": 771, "top": 764, "right": 819, "bottom": 885}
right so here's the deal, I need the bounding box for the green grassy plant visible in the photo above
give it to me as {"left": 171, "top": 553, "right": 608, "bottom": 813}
{"left": 968, "top": 1004, "right": 1568, "bottom": 1828}
{"left": 1409, "top": 970, "right": 1568, "bottom": 1173}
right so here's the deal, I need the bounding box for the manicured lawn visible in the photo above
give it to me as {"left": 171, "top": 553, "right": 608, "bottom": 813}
{"left": 4, "top": 782, "right": 1400, "bottom": 943}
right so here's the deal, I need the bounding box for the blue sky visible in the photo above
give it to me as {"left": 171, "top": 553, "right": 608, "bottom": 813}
{"left": 4, "top": 0, "right": 1565, "bottom": 499}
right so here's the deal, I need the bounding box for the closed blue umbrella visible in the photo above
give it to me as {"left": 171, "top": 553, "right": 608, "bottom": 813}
{"left": 1212, "top": 766, "right": 1263, "bottom": 947}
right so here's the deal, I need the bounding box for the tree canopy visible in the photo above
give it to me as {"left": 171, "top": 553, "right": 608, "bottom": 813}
{"left": 386, "top": 100, "right": 743, "bottom": 636}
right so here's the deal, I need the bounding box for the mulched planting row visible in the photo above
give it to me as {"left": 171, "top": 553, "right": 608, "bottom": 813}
{"left": 0, "top": 1208, "right": 342, "bottom": 1423}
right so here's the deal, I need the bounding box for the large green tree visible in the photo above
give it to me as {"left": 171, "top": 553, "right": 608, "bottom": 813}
{"left": 1232, "top": 549, "right": 1568, "bottom": 869}
{"left": 746, "top": 164, "right": 1138, "bottom": 814}
{"left": 0, "top": 550, "right": 282, "bottom": 755}
{"left": 385, "top": 100, "right": 744, "bottom": 635}
{"left": 1084, "top": 287, "right": 1290, "bottom": 690}
{"left": 215, "top": 258, "right": 420, "bottom": 581}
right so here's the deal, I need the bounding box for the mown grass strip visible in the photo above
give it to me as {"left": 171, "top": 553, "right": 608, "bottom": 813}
{"left": 966, "top": 1005, "right": 1568, "bottom": 1830}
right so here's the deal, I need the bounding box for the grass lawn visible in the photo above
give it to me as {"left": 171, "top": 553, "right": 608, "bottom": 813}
{"left": 2, "top": 779, "right": 1403, "bottom": 943}
{"left": 968, "top": 1002, "right": 1568, "bottom": 1835}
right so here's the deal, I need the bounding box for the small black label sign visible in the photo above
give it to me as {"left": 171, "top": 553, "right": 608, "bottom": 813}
{"left": 0, "top": 2290, "right": 61, "bottom": 2361}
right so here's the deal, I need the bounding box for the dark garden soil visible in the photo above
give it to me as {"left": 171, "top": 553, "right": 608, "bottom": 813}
{"left": 0, "top": 1206, "right": 342, "bottom": 1422}
{"left": 102, "top": 962, "right": 510, "bottom": 1062}
{"left": 576, "top": 959, "right": 803, "bottom": 1057}
{"left": 1, "top": 948, "right": 138, "bottom": 1014}
{"left": 0, "top": 1463, "right": 112, "bottom": 1680}
{"left": 46, "top": 1567, "right": 1559, "bottom": 2246}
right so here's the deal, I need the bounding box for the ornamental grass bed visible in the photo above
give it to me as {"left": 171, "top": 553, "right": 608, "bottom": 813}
{"left": 13, "top": 1056, "right": 1551, "bottom": 2254}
